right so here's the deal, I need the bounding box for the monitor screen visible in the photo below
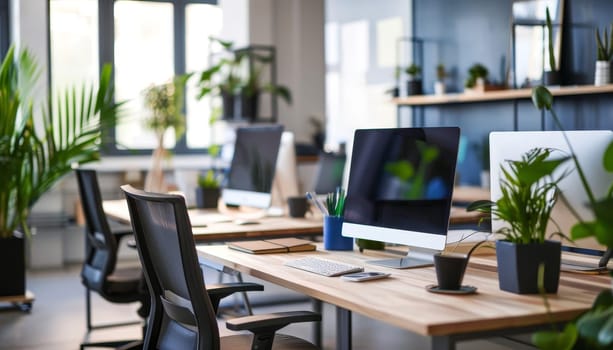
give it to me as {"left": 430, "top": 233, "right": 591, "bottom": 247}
{"left": 222, "top": 125, "right": 284, "bottom": 209}
{"left": 342, "top": 127, "right": 460, "bottom": 268}
{"left": 489, "top": 130, "right": 613, "bottom": 260}
{"left": 313, "top": 152, "right": 346, "bottom": 195}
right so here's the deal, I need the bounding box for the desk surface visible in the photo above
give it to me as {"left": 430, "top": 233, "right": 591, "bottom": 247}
{"left": 196, "top": 244, "right": 609, "bottom": 337}
{"left": 103, "top": 200, "right": 323, "bottom": 243}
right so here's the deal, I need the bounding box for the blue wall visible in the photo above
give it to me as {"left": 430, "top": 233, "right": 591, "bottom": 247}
{"left": 413, "top": 0, "right": 613, "bottom": 185}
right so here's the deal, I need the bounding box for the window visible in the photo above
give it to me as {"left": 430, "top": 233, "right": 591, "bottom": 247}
{"left": 0, "top": 0, "right": 10, "bottom": 59}
{"left": 49, "top": 0, "right": 221, "bottom": 154}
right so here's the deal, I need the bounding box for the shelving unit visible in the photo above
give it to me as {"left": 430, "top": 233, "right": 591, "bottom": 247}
{"left": 393, "top": 84, "right": 613, "bottom": 129}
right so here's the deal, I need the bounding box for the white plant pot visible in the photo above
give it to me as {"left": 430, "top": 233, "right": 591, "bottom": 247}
{"left": 594, "top": 61, "right": 610, "bottom": 86}
{"left": 434, "top": 81, "right": 446, "bottom": 95}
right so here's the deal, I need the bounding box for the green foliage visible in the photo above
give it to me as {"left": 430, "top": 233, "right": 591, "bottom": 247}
{"left": 465, "top": 63, "right": 488, "bottom": 88}
{"left": 531, "top": 85, "right": 613, "bottom": 248}
{"left": 595, "top": 24, "right": 613, "bottom": 61}
{"left": 545, "top": 7, "right": 556, "bottom": 70}
{"left": 467, "top": 148, "right": 570, "bottom": 244}
{"left": 404, "top": 63, "right": 421, "bottom": 78}
{"left": 326, "top": 188, "right": 346, "bottom": 217}
{"left": 197, "top": 170, "right": 221, "bottom": 189}
{"left": 436, "top": 63, "right": 446, "bottom": 81}
{"left": 531, "top": 86, "right": 613, "bottom": 350}
{"left": 143, "top": 74, "right": 188, "bottom": 141}
{"left": 197, "top": 38, "right": 292, "bottom": 105}
{"left": 0, "top": 46, "right": 120, "bottom": 238}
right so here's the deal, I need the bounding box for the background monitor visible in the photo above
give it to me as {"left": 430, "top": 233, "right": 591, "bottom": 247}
{"left": 489, "top": 130, "right": 613, "bottom": 267}
{"left": 312, "top": 152, "right": 346, "bottom": 195}
{"left": 342, "top": 127, "right": 461, "bottom": 268}
{"left": 222, "top": 125, "right": 284, "bottom": 209}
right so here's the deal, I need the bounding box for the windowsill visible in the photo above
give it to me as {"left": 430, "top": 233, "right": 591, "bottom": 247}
{"left": 85, "top": 154, "right": 226, "bottom": 172}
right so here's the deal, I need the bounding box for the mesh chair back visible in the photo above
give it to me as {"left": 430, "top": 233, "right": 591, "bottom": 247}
{"left": 122, "top": 185, "right": 220, "bottom": 350}
{"left": 75, "top": 169, "right": 118, "bottom": 292}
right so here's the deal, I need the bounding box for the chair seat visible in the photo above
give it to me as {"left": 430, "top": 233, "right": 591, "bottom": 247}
{"left": 106, "top": 266, "right": 142, "bottom": 294}
{"left": 221, "top": 333, "right": 318, "bottom": 350}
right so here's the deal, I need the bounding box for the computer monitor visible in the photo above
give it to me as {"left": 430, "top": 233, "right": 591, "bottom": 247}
{"left": 342, "top": 127, "right": 461, "bottom": 268}
{"left": 222, "top": 125, "right": 284, "bottom": 209}
{"left": 489, "top": 130, "right": 613, "bottom": 269}
{"left": 270, "top": 131, "right": 301, "bottom": 212}
{"left": 312, "top": 152, "right": 346, "bottom": 194}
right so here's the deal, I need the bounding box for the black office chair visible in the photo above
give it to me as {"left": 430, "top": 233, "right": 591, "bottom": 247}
{"left": 75, "top": 169, "right": 149, "bottom": 349}
{"left": 121, "top": 185, "right": 321, "bottom": 350}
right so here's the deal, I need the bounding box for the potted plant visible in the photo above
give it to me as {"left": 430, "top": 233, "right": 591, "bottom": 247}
{"left": 434, "top": 63, "right": 447, "bottom": 95}
{"left": 468, "top": 147, "right": 570, "bottom": 294}
{"left": 238, "top": 49, "right": 292, "bottom": 121}
{"left": 197, "top": 37, "right": 245, "bottom": 120}
{"left": 0, "top": 47, "right": 119, "bottom": 296}
{"left": 594, "top": 24, "right": 613, "bottom": 86}
{"left": 195, "top": 108, "right": 223, "bottom": 209}
{"left": 142, "top": 75, "right": 187, "bottom": 192}
{"left": 405, "top": 63, "right": 423, "bottom": 95}
{"left": 542, "top": 7, "right": 560, "bottom": 86}
{"left": 465, "top": 63, "right": 488, "bottom": 93}
{"left": 531, "top": 85, "right": 613, "bottom": 349}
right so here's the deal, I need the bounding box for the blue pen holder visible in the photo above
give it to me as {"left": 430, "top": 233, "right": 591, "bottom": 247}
{"left": 323, "top": 216, "right": 353, "bottom": 251}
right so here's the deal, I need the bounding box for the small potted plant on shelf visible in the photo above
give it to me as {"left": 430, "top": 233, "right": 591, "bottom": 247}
{"left": 531, "top": 85, "right": 613, "bottom": 349}
{"left": 0, "top": 47, "right": 120, "bottom": 297}
{"left": 468, "top": 147, "right": 570, "bottom": 294}
{"left": 142, "top": 75, "right": 188, "bottom": 192}
{"left": 434, "top": 63, "right": 447, "bottom": 95}
{"left": 594, "top": 24, "right": 613, "bottom": 86}
{"left": 464, "top": 63, "right": 488, "bottom": 93}
{"left": 405, "top": 63, "right": 423, "bottom": 96}
{"left": 542, "top": 7, "right": 560, "bottom": 86}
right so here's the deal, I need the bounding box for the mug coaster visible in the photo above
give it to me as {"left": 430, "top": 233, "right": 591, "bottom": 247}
{"left": 425, "top": 284, "right": 477, "bottom": 295}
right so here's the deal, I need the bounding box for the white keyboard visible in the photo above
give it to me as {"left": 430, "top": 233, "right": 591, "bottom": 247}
{"left": 284, "top": 257, "right": 363, "bottom": 277}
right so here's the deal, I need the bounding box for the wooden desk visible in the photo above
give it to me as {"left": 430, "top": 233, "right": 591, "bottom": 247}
{"left": 196, "top": 244, "right": 609, "bottom": 350}
{"left": 103, "top": 200, "right": 323, "bottom": 243}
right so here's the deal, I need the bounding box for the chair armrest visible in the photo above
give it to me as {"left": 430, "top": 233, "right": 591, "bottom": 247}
{"left": 207, "top": 282, "right": 264, "bottom": 311}
{"left": 227, "top": 311, "right": 321, "bottom": 349}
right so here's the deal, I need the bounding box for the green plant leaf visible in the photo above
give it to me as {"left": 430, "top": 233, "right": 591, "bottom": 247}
{"left": 603, "top": 141, "right": 613, "bottom": 173}
{"left": 466, "top": 200, "right": 495, "bottom": 213}
{"left": 577, "top": 305, "right": 613, "bottom": 344}
{"left": 532, "top": 323, "right": 577, "bottom": 350}
{"left": 532, "top": 85, "right": 553, "bottom": 110}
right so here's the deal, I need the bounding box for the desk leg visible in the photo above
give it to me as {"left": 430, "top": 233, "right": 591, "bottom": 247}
{"left": 432, "top": 336, "right": 453, "bottom": 350}
{"left": 235, "top": 273, "right": 253, "bottom": 315}
{"left": 312, "top": 299, "right": 322, "bottom": 348}
{"left": 336, "top": 307, "right": 352, "bottom": 350}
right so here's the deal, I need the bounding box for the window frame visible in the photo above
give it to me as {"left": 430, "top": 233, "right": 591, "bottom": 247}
{"left": 0, "top": 0, "right": 9, "bottom": 59}
{"left": 49, "top": 0, "right": 218, "bottom": 156}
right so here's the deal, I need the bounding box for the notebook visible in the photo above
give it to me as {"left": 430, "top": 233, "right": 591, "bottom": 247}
{"left": 228, "top": 238, "right": 316, "bottom": 254}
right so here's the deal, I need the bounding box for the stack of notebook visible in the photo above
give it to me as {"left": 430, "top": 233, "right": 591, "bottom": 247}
{"left": 228, "top": 238, "right": 316, "bottom": 254}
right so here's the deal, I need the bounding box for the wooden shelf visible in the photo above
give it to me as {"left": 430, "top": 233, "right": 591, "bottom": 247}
{"left": 392, "top": 84, "right": 613, "bottom": 106}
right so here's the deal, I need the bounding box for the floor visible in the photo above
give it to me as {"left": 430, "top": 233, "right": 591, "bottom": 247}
{"left": 0, "top": 262, "right": 534, "bottom": 350}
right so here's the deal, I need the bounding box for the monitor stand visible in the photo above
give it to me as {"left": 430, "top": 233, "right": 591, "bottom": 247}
{"left": 367, "top": 247, "right": 438, "bottom": 269}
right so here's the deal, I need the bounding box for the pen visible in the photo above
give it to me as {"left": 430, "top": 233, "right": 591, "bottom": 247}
{"left": 306, "top": 192, "right": 329, "bottom": 216}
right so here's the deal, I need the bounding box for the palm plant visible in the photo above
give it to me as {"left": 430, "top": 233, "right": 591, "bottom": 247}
{"left": 0, "top": 46, "right": 119, "bottom": 238}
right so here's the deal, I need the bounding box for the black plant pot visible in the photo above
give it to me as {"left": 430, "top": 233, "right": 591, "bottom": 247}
{"left": 195, "top": 187, "right": 221, "bottom": 209}
{"left": 221, "top": 90, "right": 236, "bottom": 120}
{"left": 239, "top": 91, "right": 260, "bottom": 122}
{"left": 496, "top": 240, "right": 561, "bottom": 294}
{"left": 542, "top": 71, "right": 561, "bottom": 86}
{"left": 0, "top": 236, "right": 26, "bottom": 296}
{"left": 406, "top": 79, "right": 423, "bottom": 96}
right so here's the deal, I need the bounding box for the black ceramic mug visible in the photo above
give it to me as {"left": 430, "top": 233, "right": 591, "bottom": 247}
{"left": 433, "top": 253, "right": 468, "bottom": 290}
{"left": 287, "top": 196, "right": 309, "bottom": 218}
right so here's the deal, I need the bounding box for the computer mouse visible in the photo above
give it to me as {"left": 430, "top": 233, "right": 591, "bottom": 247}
{"left": 234, "top": 219, "right": 260, "bottom": 225}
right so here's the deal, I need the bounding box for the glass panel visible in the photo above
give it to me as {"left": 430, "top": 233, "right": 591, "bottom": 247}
{"left": 185, "top": 3, "right": 223, "bottom": 149}
{"left": 49, "top": 0, "right": 99, "bottom": 91}
{"left": 114, "top": 1, "right": 174, "bottom": 150}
